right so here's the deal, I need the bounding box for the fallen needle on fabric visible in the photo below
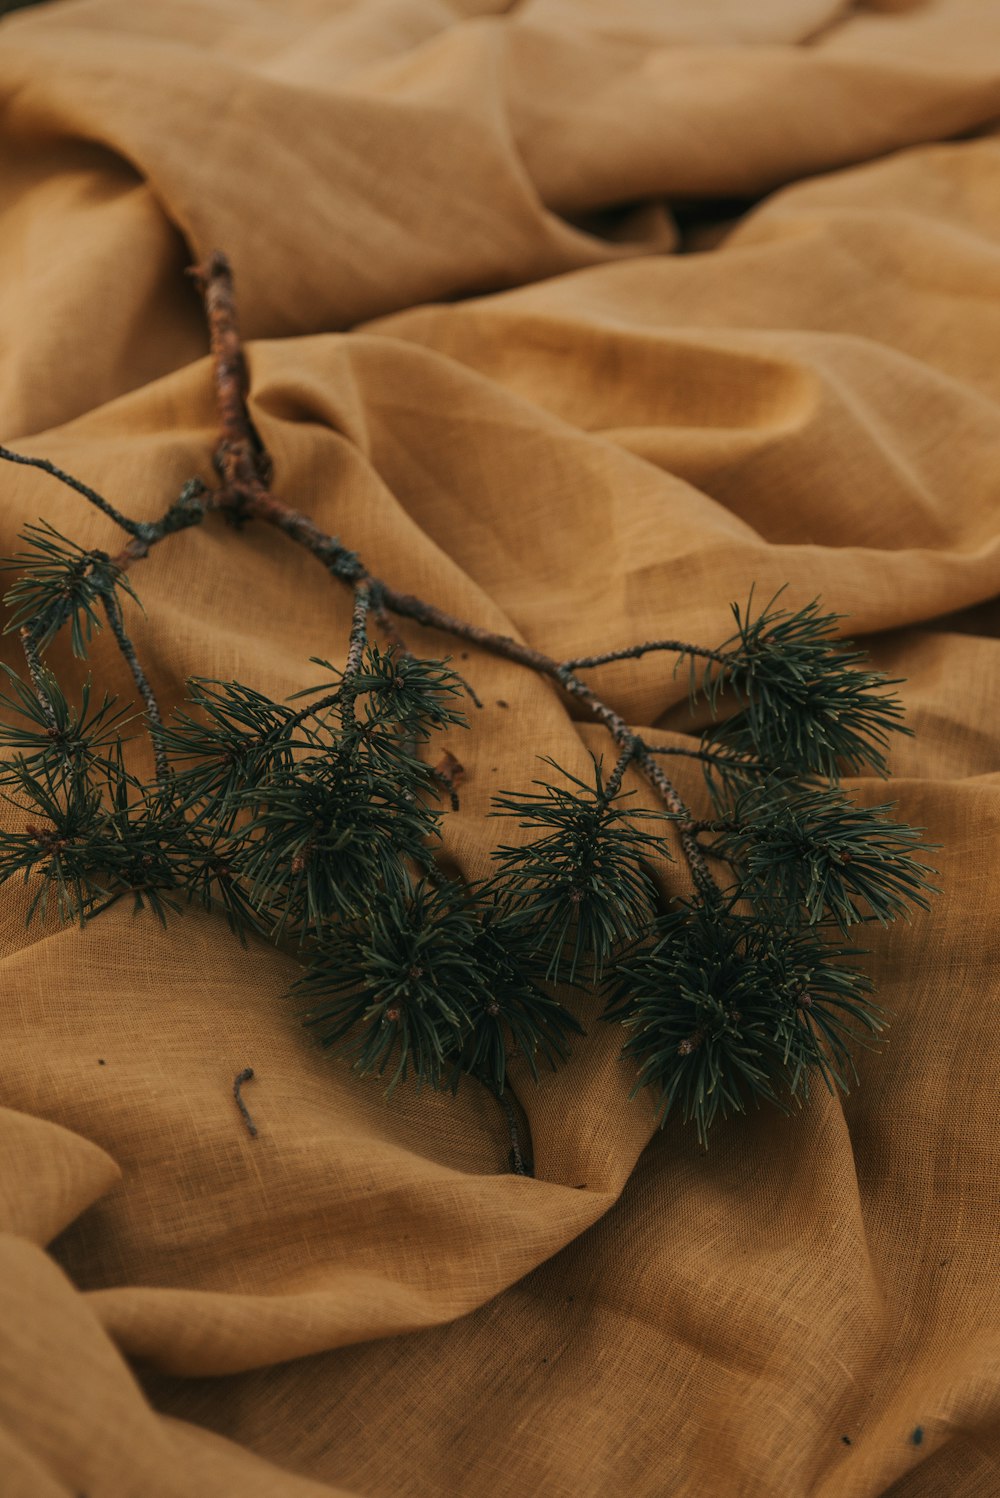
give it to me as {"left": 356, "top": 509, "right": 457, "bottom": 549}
{"left": 233, "top": 1067, "right": 258, "bottom": 1138}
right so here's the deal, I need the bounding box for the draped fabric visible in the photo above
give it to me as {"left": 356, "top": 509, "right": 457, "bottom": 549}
{"left": 1, "top": 1, "right": 999, "bottom": 1493}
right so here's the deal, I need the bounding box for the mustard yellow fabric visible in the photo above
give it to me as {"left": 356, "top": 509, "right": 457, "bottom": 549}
{"left": 1, "top": 1, "right": 999, "bottom": 1493}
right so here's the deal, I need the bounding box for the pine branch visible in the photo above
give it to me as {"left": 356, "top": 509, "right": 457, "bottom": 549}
{"left": 0, "top": 249, "right": 940, "bottom": 1163}
{"left": 152, "top": 678, "right": 301, "bottom": 816}
{"left": 297, "top": 879, "right": 480, "bottom": 1091}
{"left": 644, "top": 744, "right": 769, "bottom": 775}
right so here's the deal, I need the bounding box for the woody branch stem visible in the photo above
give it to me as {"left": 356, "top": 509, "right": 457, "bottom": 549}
{"left": 19, "top": 628, "right": 56, "bottom": 727}
{"left": 100, "top": 591, "right": 169, "bottom": 785}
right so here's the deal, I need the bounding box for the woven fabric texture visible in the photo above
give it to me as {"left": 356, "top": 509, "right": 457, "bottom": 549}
{"left": 0, "top": 1, "right": 999, "bottom": 1494}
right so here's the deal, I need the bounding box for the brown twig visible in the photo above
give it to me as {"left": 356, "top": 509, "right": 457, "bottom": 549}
{"left": 343, "top": 586, "right": 371, "bottom": 679}
{"left": 233, "top": 1067, "right": 258, "bottom": 1138}
{"left": 283, "top": 690, "right": 344, "bottom": 734}
{"left": 337, "top": 585, "right": 372, "bottom": 733}
{"left": 187, "top": 254, "right": 363, "bottom": 577}
{"left": 187, "top": 254, "right": 271, "bottom": 511}
{"left": 0, "top": 446, "right": 210, "bottom": 574}
{"left": 433, "top": 748, "right": 465, "bottom": 811}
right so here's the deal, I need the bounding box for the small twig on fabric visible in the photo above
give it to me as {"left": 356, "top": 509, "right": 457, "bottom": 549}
{"left": 456, "top": 673, "right": 484, "bottom": 710}
{"left": 433, "top": 748, "right": 464, "bottom": 811}
{"left": 233, "top": 1066, "right": 258, "bottom": 1138}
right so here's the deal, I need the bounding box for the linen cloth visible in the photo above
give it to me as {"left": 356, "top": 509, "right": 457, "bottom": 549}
{"left": 0, "top": 1, "right": 999, "bottom": 1493}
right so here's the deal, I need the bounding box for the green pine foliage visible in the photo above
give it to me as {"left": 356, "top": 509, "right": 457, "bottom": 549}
{"left": 0, "top": 493, "right": 940, "bottom": 1147}
{"left": 703, "top": 778, "right": 937, "bottom": 931}
{"left": 298, "top": 878, "right": 487, "bottom": 1091}
{"left": 2, "top": 521, "right": 140, "bottom": 656}
{"left": 0, "top": 662, "right": 133, "bottom": 772}
{"left": 606, "top": 902, "right": 881, "bottom": 1145}
{"left": 454, "top": 900, "right": 585, "bottom": 1093}
{"left": 691, "top": 591, "right": 910, "bottom": 778}
{"left": 489, "top": 757, "right": 670, "bottom": 984}
{"left": 297, "top": 879, "right": 583, "bottom": 1094}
